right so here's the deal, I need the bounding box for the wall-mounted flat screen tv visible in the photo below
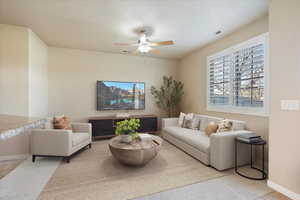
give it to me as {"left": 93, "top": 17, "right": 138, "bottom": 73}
{"left": 97, "top": 81, "right": 145, "bottom": 110}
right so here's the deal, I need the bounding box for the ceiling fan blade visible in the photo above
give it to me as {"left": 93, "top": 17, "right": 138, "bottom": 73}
{"left": 149, "top": 40, "right": 174, "bottom": 46}
{"left": 149, "top": 48, "right": 160, "bottom": 54}
{"left": 114, "top": 42, "right": 138, "bottom": 46}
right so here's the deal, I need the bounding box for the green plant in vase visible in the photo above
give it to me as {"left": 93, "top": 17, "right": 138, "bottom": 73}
{"left": 115, "top": 118, "right": 140, "bottom": 143}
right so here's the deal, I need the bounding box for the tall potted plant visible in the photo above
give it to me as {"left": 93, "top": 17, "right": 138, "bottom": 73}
{"left": 115, "top": 119, "right": 140, "bottom": 143}
{"left": 151, "top": 76, "right": 184, "bottom": 117}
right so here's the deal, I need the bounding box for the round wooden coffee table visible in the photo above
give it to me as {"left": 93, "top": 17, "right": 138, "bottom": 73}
{"left": 109, "top": 135, "right": 162, "bottom": 166}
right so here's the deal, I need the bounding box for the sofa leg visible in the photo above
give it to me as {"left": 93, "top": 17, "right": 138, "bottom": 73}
{"left": 32, "top": 155, "right": 36, "bottom": 163}
{"left": 89, "top": 143, "right": 92, "bottom": 148}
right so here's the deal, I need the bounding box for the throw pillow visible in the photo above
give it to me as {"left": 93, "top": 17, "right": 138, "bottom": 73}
{"left": 217, "top": 119, "right": 233, "bottom": 133}
{"left": 205, "top": 122, "right": 219, "bottom": 136}
{"left": 53, "top": 115, "right": 72, "bottom": 130}
{"left": 53, "top": 117, "right": 65, "bottom": 129}
{"left": 178, "top": 112, "right": 186, "bottom": 127}
{"left": 63, "top": 116, "right": 72, "bottom": 130}
{"left": 183, "top": 118, "right": 193, "bottom": 129}
{"left": 190, "top": 116, "right": 201, "bottom": 130}
{"left": 182, "top": 113, "right": 194, "bottom": 129}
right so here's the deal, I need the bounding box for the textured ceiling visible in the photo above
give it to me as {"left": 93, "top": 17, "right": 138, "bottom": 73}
{"left": 0, "top": 0, "right": 268, "bottom": 59}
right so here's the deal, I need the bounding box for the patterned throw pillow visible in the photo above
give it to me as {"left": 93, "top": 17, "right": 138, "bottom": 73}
{"left": 182, "top": 113, "right": 195, "bottom": 129}
{"left": 217, "top": 119, "right": 233, "bottom": 133}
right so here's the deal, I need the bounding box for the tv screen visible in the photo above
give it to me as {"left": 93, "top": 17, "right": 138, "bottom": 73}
{"left": 97, "top": 81, "right": 145, "bottom": 110}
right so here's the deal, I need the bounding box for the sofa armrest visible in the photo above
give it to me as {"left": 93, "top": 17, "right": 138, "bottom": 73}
{"left": 31, "top": 129, "right": 73, "bottom": 156}
{"left": 210, "top": 130, "right": 252, "bottom": 170}
{"left": 71, "top": 123, "right": 91, "bottom": 133}
{"left": 71, "top": 123, "right": 92, "bottom": 141}
{"left": 161, "top": 118, "right": 179, "bottom": 129}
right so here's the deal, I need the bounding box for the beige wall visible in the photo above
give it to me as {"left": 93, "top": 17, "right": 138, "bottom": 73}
{"left": 0, "top": 25, "right": 48, "bottom": 158}
{"left": 268, "top": 0, "right": 300, "bottom": 196}
{"left": 0, "top": 24, "right": 29, "bottom": 116}
{"left": 178, "top": 16, "right": 269, "bottom": 138}
{"left": 48, "top": 47, "right": 178, "bottom": 122}
{"left": 28, "top": 30, "right": 48, "bottom": 117}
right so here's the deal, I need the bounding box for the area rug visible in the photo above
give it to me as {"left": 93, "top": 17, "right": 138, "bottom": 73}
{"left": 0, "top": 157, "right": 60, "bottom": 200}
{"left": 39, "top": 139, "right": 226, "bottom": 200}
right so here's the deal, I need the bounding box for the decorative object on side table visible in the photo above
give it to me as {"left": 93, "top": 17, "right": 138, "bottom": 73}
{"left": 151, "top": 76, "right": 184, "bottom": 117}
{"left": 235, "top": 133, "right": 267, "bottom": 180}
{"left": 115, "top": 118, "right": 140, "bottom": 143}
{"left": 109, "top": 135, "right": 163, "bottom": 166}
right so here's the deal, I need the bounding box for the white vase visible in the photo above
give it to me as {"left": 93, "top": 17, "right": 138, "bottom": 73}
{"left": 120, "top": 135, "right": 132, "bottom": 143}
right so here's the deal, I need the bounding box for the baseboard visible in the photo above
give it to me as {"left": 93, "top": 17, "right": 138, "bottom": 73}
{"left": 267, "top": 180, "right": 300, "bottom": 200}
{"left": 0, "top": 154, "right": 29, "bottom": 162}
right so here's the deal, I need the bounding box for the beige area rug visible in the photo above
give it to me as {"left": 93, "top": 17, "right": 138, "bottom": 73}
{"left": 39, "top": 139, "right": 227, "bottom": 200}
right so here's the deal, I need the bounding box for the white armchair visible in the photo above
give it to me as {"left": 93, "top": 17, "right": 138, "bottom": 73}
{"left": 31, "top": 122, "right": 92, "bottom": 163}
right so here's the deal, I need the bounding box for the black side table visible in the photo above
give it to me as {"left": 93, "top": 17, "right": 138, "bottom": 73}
{"left": 235, "top": 137, "right": 267, "bottom": 180}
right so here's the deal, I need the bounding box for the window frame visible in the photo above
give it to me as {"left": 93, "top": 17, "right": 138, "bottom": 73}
{"left": 206, "top": 33, "right": 269, "bottom": 116}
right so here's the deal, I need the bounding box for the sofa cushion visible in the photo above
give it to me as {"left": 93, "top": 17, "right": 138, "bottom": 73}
{"left": 163, "top": 126, "right": 210, "bottom": 153}
{"left": 72, "top": 132, "right": 89, "bottom": 147}
{"left": 230, "top": 120, "right": 246, "bottom": 131}
{"left": 196, "top": 115, "right": 222, "bottom": 132}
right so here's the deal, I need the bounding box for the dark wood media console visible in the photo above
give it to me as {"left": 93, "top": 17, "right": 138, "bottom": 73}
{"left": 88, "top": 114, "right": 158, "bottom": 139}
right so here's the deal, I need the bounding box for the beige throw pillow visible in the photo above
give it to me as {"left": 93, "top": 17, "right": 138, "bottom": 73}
{"left": 178, "top": 112, "right": 186, "bottom": 127}
{"left": 53, "top": 115, "right": 72, "bottom": 130}
{"left": 205, "top": 122, "right": 219, "bottom": 136}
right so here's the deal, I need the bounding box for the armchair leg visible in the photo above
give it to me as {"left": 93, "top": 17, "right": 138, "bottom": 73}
{"left": 64, "top": 156, "right": 70, "bottom": 163}
{"left": 32, "top": 155, "right": 36, "bottom": 163}
{"left": 89, "top": 143, "right": 92, "bottom": 148}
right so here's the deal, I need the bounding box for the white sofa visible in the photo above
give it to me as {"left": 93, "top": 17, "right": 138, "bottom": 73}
{"left": 31, "top": 122, "right": 92, "bottom": 163}
{"left": 162, "top": 115, "right": 252, "bottom": 170}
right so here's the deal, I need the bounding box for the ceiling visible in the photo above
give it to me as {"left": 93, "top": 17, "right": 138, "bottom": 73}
{"left": 0, "top": 0, "right": 268, "bottom": 59}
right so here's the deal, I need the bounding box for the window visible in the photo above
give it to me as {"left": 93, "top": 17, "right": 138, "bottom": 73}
{"left": 207, "top": 33, "right": 269, "bottom": 116}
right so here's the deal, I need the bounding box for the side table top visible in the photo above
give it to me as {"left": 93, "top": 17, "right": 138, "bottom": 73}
{"left": 109, "top": 135, "right": 162, "bottom": 150}
{"left": 235, "top": 137, "right": 266, "bottom": 145}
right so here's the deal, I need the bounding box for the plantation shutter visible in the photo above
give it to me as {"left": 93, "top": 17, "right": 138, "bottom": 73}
{"left": 208, "top": 54, "right": 231, "bottom": 106}
{"left": 233, "top": 43, "right": 265, "bottom": 107}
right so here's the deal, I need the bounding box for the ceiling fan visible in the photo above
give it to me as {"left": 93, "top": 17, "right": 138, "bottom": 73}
{"left": 114, "top": 30, "right": 174, "bottom": 54}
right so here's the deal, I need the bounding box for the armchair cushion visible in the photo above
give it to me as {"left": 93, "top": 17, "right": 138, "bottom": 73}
{"left": 71, "top": 122, "right": 91, "bottom": 133}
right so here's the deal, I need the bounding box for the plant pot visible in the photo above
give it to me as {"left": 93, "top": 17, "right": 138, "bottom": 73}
{"left": 120, "top": 135, "right": 132, "bottom": 143}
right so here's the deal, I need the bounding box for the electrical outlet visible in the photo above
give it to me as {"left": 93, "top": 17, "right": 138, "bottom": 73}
{"left": 281, "top": 100, "right": 299, "bottom": 111}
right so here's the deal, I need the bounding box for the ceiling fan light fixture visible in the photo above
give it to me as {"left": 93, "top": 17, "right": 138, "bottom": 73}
{"left": 138, "top": 44, "right": 150, "bottom": 53}
{"left": 140, "top": 34, "right": 147, "bottom": 43}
